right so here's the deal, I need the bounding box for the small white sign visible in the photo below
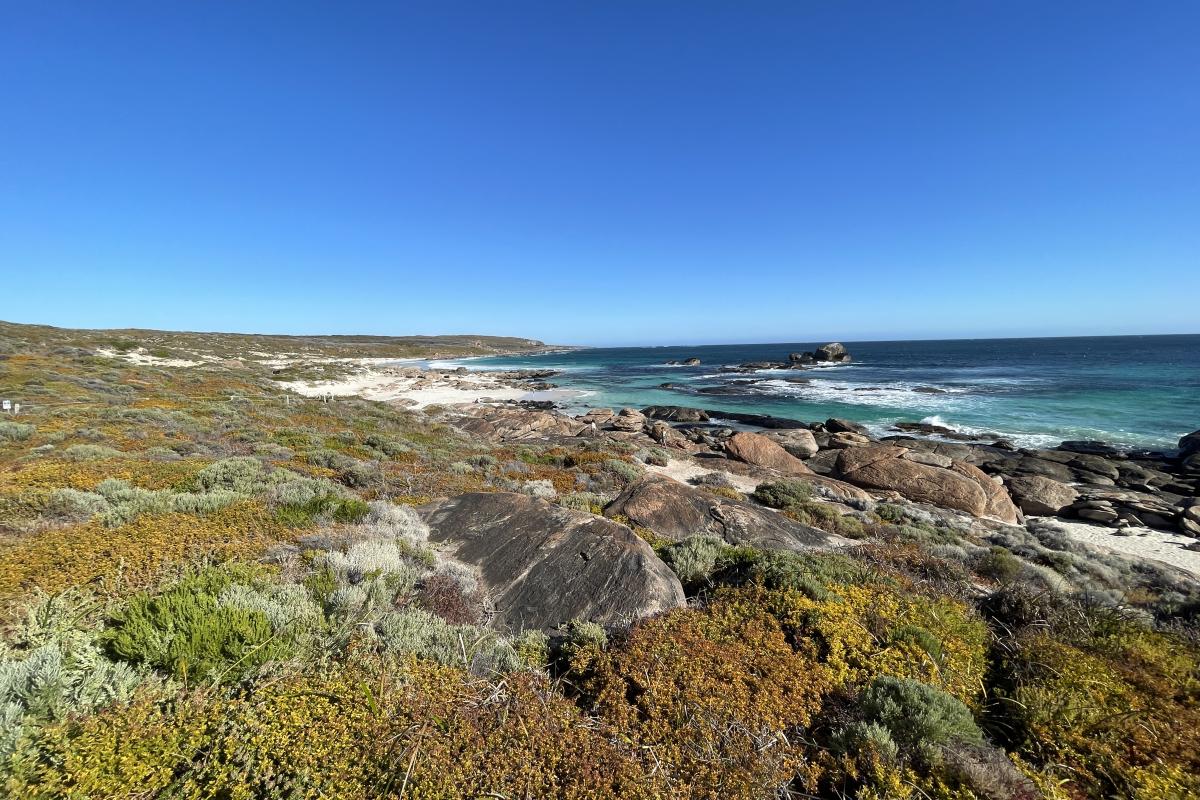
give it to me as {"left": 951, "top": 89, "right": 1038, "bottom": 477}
{"left": 1, "top": 400, "right": 11, "bottom": 412}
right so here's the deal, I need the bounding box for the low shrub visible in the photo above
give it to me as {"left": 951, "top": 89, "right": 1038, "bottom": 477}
{"left": 572, "top": 603, "right": 831, "bottom": 798}
{"left": 103, "top": 565, "right": 305, "bottom": 683}
{"left": 858, "top": 675, "right": 984, "bottom": 761}
{"left": 376, "top": 608, "right": 520, "bottom": 674}
{"left": 43, "top": 487, "right": 110, "bottom": 522}
{"left": 557, "top": 491, "right": 607, "bottom": 514}
{"left": 751, "top": 479, "right": 813, "bottom": 508}
{"left": 602, "top": 458, "right": 643, "bottom": 483}
{"left": 661, "top": 535, "right": 727, "bottom": 585}
{"left": 975, "top": 546, "right": 1024, "bottom": 584}
{"left": 0, "top": 590, "right": 151, "bottom": 760}
{"left": 0, "top": 420, "right": 35, "bottom": 442}
{"left": 275, "top": 492, "right": 369, "bottom": 526}
{"left": 62, "top": 443, "right": 124, "bottom": 461}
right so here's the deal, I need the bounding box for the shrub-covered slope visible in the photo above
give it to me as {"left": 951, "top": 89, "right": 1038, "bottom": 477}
{"left": 1, "top": 324, "right": 1198, "bottom": 800}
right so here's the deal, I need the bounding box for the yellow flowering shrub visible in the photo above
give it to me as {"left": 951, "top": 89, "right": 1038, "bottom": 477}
{"left": 0, "top": 502, "right": 288, "bottom": 602}
{"left": 0, "top": 458, "right": 202, "bottom": 492}
{"left": 4, "top": 692, "right": 218, "bottom": 800}
{"left": 1000, "top": 629, "right": 1200, "bottom": 799}
{"left": 717, "top": 581, "right": 988, "bottom": 704}
{"left": 573, "top": 603, "right": 833, "bottom": 799}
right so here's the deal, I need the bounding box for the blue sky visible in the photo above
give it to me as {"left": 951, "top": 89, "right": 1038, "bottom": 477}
{"left": 2, "top": 2, "right": 1197, "bottom": 346}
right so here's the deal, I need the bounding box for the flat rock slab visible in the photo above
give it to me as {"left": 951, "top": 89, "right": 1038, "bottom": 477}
{"left": 419, "top": 492, "right": 684, "bottom": 632}
{"left": 834, "top": 445, "right": 1020, "bottom": 523}
{"left": 725, "top": 431, "right": 813, "bottom": 475}
{"left": 605, "top": 474, "right": 848, "bottom": 551}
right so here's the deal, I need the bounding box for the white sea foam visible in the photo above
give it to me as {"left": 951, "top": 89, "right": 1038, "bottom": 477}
{"left": 756, "top": 378, "right": 973, "bottom": 411}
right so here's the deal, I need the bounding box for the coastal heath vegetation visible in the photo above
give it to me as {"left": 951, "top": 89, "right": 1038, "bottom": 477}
{"left": 1, "top": 320, "right": 1198, "bottom": 799}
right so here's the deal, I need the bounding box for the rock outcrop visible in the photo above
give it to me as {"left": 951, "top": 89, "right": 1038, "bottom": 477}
{"left": 642, "top": 405, "right": 710, "bottom": 423}
{"left": 451, "top": 406, "right": 581, "bottom": 441}
{"left": 814, "top": 342, "right": 849, "bottom": 362}
{"left": 419, "top": 492, "right": 684, "bottom": 631}
{"left": 605, "top": 474, "right": 846, "bottom": 551}
{"left": 833, "top": 445, "right": 1020, "bottom": 523}
{"left": 724, "top": 431, "right": 813, "bottom": 475}
{"left": 1004, "top": 475, "right": 1079, "bottom": 516}
{"left": 576, "top": 408, "right": 615, "bottom": 426}
{"left": 610, "top": 407, "right": 647, "bottom": 432}
{"left": 761, "top": 428, "right": 819, "bottom": 459}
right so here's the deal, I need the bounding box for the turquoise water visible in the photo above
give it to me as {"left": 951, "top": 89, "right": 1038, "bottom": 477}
{"left": 434, "top": 335, "right": 1200, "bottom": 450}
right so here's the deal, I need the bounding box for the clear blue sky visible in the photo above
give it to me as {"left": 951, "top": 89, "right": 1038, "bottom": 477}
{"left": 2, "top": 2, "right": 1197, "bottom": 346}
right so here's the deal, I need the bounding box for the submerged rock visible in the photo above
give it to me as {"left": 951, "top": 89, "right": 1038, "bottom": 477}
{"left": 419, "top": 492, "right": 684, "bottom": 631}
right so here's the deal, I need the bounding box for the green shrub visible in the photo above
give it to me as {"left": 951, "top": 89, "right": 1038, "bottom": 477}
{"left": 43, "top": 488, "right": 111, "bottom": 522}
{"left": 275, "top": 493, "right": 368, "bottom": 526}
{"left": 0, "top": 420, "right": 35, "bottom": 442}
{"left": 859, "top": 675, "right": 984, "bottom": 762}
{"left": 714, "top": 549, "right": 874, "bottom": 598}
{"left": 787, "top": 500, "right": 867, "bottom": 538}
{"left": 557, "top": 491, "right": 607, "bottom": 514}
{"left": 976, "top": 546, "right": 1023, "bottom": 584}
{"left": 562, "top": 618, "right": 608, "bottom": 659}
{"left": 751, "top": 479, "right": 813, "bottom": 509}
{"left": 889, "top": 624, "right": 944, "bottom": 666}
{"left": 62, "top": 443, "right": 124, "bottom": 461}
{"left": 603, "top": 458, "right": 643, "bottom": 483}
{"left": 661, "top": 535, "right": 726, "bottom": 585}
{"left": 103, "top": 566, "right": 297, "bottom": 683}
{"left": 512, "top": 630, "right": 551, "bottom": 669}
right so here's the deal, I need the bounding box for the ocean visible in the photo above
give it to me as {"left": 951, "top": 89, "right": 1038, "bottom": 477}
{"left": 432, "top": 335, "right": 1200, "bottom": 451}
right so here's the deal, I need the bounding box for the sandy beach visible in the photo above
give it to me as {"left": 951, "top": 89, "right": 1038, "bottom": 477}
{"left": 1046, "top": 518, "right": 1200, "bottom": 579}
{"left": 277, "top": 365, "right": 578, "bottom": 409}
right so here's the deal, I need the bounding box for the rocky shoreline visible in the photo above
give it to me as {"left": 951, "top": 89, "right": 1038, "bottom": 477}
{"left": 438, "top": 393, "right": 1200, "bottom": 568}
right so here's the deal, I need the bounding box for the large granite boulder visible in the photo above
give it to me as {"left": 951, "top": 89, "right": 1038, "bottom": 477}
{"left": 814, "top": 342, "right": 849, "bottom": 362}
{"left": 725, "top": 431, "right": 813, "bottom": 475}
{"left": 1181, "top": 430, "right": 1200, "bottom": 475}
{"left": 576, "top": 407, "right": 615, "bottom": 426}
{"left": 762, "top": 428, "right": 819, "bottom": 459}
{"left": 833, "top": 445, "right": 1020, "bottom": 523}
{"left": 610, "top": 407, "right": 647, "bottom": 432}
{"left": 605, "top": 474, "right": 846, "bottom": 551}
{"left": 641, "top": 405, "right": 711, "bottom": 423}
{"left": 419, "top": 492, "right": 684, "bottom": 631}
{"left": 825, "top": 417, "right": 868, "bottom": 435}
{"left": 648, "top": 420, "right": 697, "bottom": 451}
{"left": 1004, "top": 475, "right": 1079, "bottom": 516}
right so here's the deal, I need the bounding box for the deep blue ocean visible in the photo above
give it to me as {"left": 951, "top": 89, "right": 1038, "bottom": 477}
{"left": 432, "top": 335, "right": 1200, "bottom": 450}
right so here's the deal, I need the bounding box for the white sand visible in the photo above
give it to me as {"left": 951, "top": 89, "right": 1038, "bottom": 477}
{"left": 97, "top": 347, "right": 203, "bottom": 367}
{"left": 1044, "top": 519, "right": 1200, "bottom": 578}
{"left": 278, "top": 368, "right": 573, "bottom": 409}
